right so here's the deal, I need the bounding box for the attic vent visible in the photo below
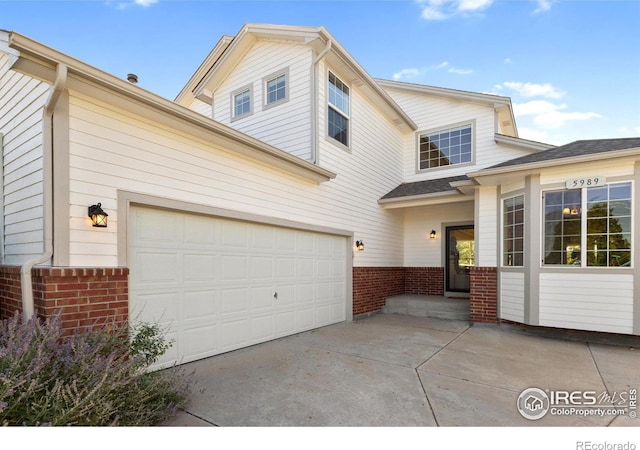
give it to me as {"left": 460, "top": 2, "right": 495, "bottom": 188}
{"left": 127, "top": 73, "right": 139, "bottom": 84}
{"left": 501, "top": 120, "right": 512, "bottom": 127}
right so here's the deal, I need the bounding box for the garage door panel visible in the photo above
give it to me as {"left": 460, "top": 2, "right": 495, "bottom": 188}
{"left": 251, "top": 314, "right": 275, "bottom": 341}
{"left": 183, "top": 324, "right": 220, "bottom": 361}
{"left": 129, "top": 206, "right": 348, "bottom": 367}
{"left": 274, "top": 284, "right": 295, "bottom": 307}
{"left": 183, "top": 253, "right": 216, "bottom": 282}
{"left": 184, "top": 215, "right": 218, "bottom": 247}
{"left": 251, "top": 286, "right": 275, "bottom": 310}
{"left": 130, "top": 291, "right": 179, "bottom": 325}
{"left": 221, "top": 319, "right": 251, "bottom": 350}
{"left": 220, "top": 255, "right": 248, "bottom": 281}
{"left": 135, "top": 251, "right": 179, "bottom": 284}
{"left": 183, "top": 289, "right": 218, "bottom": 319}
{"left": 220, "top": 287, "right": 249, "bottom": 314}
{"left": 251, "top": 256, "right": 274, "bottom": 280}
{"left": 222, "top": 221, "right": 248, "bottom": 249}
{"left": 276, "top": 311, "right": 295, "bottom": 335}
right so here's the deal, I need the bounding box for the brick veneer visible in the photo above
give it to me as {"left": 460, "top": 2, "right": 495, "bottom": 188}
{"left": 469, "top": 266, "right": 498, "bottom": 323}
{"left": 405, "top": 267, "right": 445, "bottom": 295}
{"left": 353, "top": 266, "right": 445, "bottom": 317}
{"left": 0, "top": 266, "right": 129, "bottom": 334}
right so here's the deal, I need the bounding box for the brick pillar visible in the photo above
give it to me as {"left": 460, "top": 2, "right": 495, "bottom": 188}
{"left": 0, "top": 266, "right": 129, "bottom": 334}
{"left": 469, "top": 266, "right": 498, "bottom": 323}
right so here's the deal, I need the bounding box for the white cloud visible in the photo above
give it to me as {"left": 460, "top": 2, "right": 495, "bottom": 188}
{"left": 417, "top": 0, "right": 493, "bottom": 20}
{"left": 533, "top": 0, "right": 555, "bottom": 14}
{"left": 500, "top": 81, "right": 566, "bottom": 99}
{"left": 517, "top": 127, "right": 550, "bottom": 143}
{"left": 108, "top": 0, "right": 158, "bottom": 9}
{"left": 135, "top": 0, "right": 158, "bottom": 5}
{"left": 514, "top": 100, "right": 602, "bottom": 129}
{"left": 504, "top": 57, "right": 512, "bottom": 64}
{"left": 393, "top": 68, "right": 421, "bottom": 81}
{"left": 433, "top": 61, "right": 449, "bottom": 70}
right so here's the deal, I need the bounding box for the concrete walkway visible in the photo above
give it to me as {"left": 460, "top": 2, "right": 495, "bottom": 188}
{"left": 161, "top": 314, "right": 640, "bottom": 427}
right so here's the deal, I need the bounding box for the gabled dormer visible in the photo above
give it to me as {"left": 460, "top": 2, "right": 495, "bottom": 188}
{"left": 175, "top": 24, "right": 416, "bottom": 163}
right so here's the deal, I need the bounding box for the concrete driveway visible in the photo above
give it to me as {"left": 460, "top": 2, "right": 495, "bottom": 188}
{"left": 162, "top": 314, "right": 640, "bottom": 427}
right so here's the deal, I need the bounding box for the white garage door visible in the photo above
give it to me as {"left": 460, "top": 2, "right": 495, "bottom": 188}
{"left": 129, "top": 206, "right": 348, "bottom": 367}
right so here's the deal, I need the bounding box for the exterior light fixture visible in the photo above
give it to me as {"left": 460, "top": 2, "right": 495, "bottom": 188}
{"left": 355, "top": 240, "right": 364, "bottom": 251}
{"left": 88, "top": 203, "right": 108, "bottom": 228}
{"left": 430, "top": 230, "right": 437, "bottom": 239}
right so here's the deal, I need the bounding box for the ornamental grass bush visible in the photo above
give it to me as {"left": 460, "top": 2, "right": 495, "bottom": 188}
{"left": 0, "top": 312, "right": 192, "bottom": 426}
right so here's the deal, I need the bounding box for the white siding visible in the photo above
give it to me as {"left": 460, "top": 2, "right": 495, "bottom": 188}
{"left": 212, "top": 41, "right": 312, "bottom": 160}
{"left": 539, "top": 272, "right": 634, "bottom": 334}
{"left": 67, "top": 91, "right": 404, "bottom": 267}
{"left": 500, "top": 271, "right": 525, "bottom": 322}
{"left": 316, "top": 63, "right": 406, "bottom": 266}
{"left": 0, "top": 48, "right": 49, "bottom": 264}
{"left": 382, "top": 86, "right": 534, "bottom": 183}
{"left": 187, "top": 98, "right": 212, "bottom": 118}
{"left": 403, "top": 202, "right": 474, "bottom": 267}
{"left": 476, "top": 186, "right": 498, "bottom": 267}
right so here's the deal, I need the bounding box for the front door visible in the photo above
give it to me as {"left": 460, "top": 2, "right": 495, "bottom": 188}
{"left": 446, "top": 225, "right": 475, "bottom": 293}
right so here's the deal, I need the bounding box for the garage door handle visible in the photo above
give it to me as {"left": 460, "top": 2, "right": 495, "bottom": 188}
{"left": 274, "top": 292, "right": 278, "bottom": 300}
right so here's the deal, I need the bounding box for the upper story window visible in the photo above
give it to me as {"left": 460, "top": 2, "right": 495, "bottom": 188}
{"left": 267, "top": 75, "right": 286, "bottom": 104}
{"left": 418, "top": 124, "right": 473, "bottom": 171}
{"left": 328, "top": 72, "right": 349, "bottom": 147}
{"left": 543, "top": 182, "right": 632, "bottom": 267}
{"left": 503, "top": 195, "right": 525, "bottom": 267}
{"left": 231, "top": 84, "right": 253, "bottom": 121}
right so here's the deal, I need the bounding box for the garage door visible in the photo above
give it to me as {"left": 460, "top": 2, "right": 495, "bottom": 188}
{"left": 128, "top": 206, "right": 348, "bottom": 367}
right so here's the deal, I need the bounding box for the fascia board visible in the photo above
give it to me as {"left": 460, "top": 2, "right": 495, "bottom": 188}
{"left": 467, "top": 148, "right": 640, "bottom": 181}
{"left": 378, "top": 190, "right": 473, "bottom": 209}
{"left": 9, "top": 32, "right": 336, "bottom": 184}
{"left": 494, "top": 133, "right": 555, "bottom": 152}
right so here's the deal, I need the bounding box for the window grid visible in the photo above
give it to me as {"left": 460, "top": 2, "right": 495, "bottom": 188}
{"left": 419, "top": 125, "right": 472, "bottom": 170}
{"left": 328, "top": 72, "right": 349, "bottom": 146}
{"left": 234, "top": 90, "right": 251, "bottom": 117}
{"left": 503, "top": 195, "right": 525, "bottom": 267}
{"left": 543, "top": 182, "right": 632, "bottom": 267}
{"left": 266, "top": 74, "right": 286, "bottom": 105}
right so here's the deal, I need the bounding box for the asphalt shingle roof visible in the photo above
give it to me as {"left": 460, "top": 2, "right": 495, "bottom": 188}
{"left": 488, "top": 138, "right": 640, "bottom": 169}
{"left": 380, "top": 175, "right": 469, "bottom": 200}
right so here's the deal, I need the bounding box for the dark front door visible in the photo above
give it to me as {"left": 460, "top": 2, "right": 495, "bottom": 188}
{"left": 446, "top": 225, "right": 475, "bottom": 293}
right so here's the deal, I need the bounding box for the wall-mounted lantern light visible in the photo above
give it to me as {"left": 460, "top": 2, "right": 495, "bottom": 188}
{"left": 355, "top": 240, "right": 364, "bottom": 251}
{"left": 429, "top": 230, "right": 437, "bottom": 239}
{"left": 88, "top": 203, "right": 108, "bottom": 228}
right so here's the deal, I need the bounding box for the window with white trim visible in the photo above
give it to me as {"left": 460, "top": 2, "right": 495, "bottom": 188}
{"left": 231, "top": 84, "right": 253, "bottom": 120}
{"left": 543, "top": 182, "right": 632, "bottom": 267}
{"left": 503, "top": 195, "right": 524, "bottom": 267}
{"left": 328, "top": 72, "right": 349, "bottom": 147}
{"left": 418, "top": 124, "right": 472, "bottom": 171}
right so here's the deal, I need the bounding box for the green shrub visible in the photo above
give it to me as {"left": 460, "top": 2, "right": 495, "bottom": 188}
{"left": 0, "top": 312, "right": 192, "bottom": 426}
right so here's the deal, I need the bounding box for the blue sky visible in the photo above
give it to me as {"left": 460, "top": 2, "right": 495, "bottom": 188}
{"left": 2, "top": 0, "right": 639, "bottom": 145}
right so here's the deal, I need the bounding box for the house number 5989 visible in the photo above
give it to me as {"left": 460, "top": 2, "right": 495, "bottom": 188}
{"left": 565, "top": 176, "right": 606, "bottom": 189}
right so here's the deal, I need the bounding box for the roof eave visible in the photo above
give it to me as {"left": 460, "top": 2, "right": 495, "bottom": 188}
{"left": 494, "top": 133, "right": 556, "bottom": 152}
{"left": 8, "top": 31, "right": 336, "bottom": 185}
{"left": 468, "top": 147, "right": 640, "bottom": 180}
{"left": 378, "top": 190, "right": 472, "bottom": 209}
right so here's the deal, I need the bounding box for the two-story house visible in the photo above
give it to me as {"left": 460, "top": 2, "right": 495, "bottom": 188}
{"left": 1, "top": 24, "right": 638, "bottom": 367}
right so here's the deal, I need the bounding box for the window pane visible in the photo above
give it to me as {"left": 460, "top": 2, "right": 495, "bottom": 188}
{"left": 328, "top": 107, "right": 348, "bottom": 146}
{"left": 234, "top": 90, "right": 250, "bottom": 117}
{"left": 267, "top": 74, "right": 286, "bottom": 104}
{"left": 419, "top": 125, "right": 472, "bottom": 170}
{"left": 503, "top": 195, "right": 524, "bottom": 267}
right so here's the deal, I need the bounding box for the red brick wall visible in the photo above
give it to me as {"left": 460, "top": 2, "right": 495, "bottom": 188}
{"left": 353, "top": 267, "right": 405, "bottom": 316}
{"left": 0, "top": 266, "right": 129, "bottom": 334}
{"left": 469, "top": 266, "right": 498, "bottom": 323}
{"left": 405, "top": 267, "right": 444, "bottom": 295}
{"left": 353, "top": 266, "right": 445, "bottom": 316}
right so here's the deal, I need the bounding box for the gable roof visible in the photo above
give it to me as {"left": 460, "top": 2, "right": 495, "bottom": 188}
{"left": 181, "top": 23, "right": 417, "bottom": 133}
{"left": 376, "top": 78, "right": 518, "bottom": 138}
{"left": 380, "top": 175, "right": 470, "bottom": 201}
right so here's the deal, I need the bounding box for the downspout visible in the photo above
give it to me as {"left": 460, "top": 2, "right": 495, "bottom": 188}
{"left": 20, "top": 62, "right": 67, "bottom": 323}
{"left": 310, "top": 39, "right": 331, "bottom": 165}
